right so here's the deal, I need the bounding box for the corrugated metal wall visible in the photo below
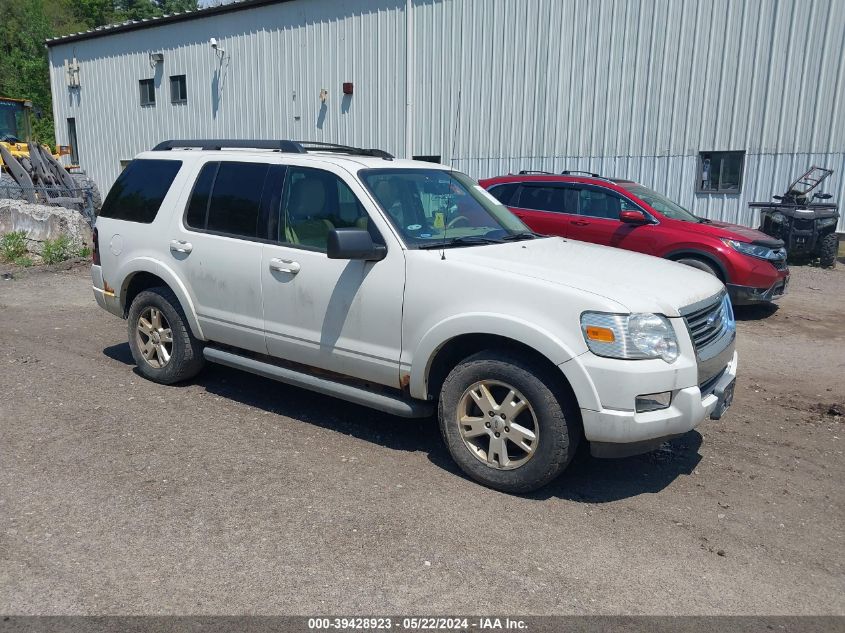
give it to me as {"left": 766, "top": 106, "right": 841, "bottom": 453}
{"left": 49, "top": 0, "right": 845, "bottom": 230}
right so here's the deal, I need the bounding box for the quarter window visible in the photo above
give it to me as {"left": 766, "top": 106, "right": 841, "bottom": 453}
{"left": 99, "top": 159, "right": 181, "bottom": 223}
{"left": 279, "top": 167, "right": 368, "bottom": 250}
{"left": 697, "top": 151, "right": 744, "bottom": 193}
{"left": 139, "top": 79, "right": 155, "bottom": 106}
{"left": 169, "top": 75, "right": 187, "bottom": 104}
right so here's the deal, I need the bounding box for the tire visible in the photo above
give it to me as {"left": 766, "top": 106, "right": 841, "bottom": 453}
{"left": 438, "top": 350, "right": 579, "bottom": 493}
{"left": 818, "top": 232, "right": 838, "bottom": 268}
{"left": 127, "top": 287, "right": 205, "bottom": 384}
{"left": 675, "top": 257, "right": 720, "bottom": 279}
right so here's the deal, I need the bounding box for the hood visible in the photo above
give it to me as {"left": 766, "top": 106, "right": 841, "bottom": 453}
{"left": 680, "top": 218, "right": 784, "bottom": 247}
{"left": 440, "top": 237, "right": 725, "bottom": 316}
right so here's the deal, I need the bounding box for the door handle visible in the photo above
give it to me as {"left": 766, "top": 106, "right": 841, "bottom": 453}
{"left": 169, "top": 240, "right": 193, "bottom": 253}
{"left": 269, "top": 258, "right": 301, "bottom": 274}
{"left": 570, "top": 220, "right": 590, "bottom": 226}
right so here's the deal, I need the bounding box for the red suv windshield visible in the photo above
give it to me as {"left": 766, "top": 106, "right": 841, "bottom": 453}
{"left": 622, "top": 184, "right": 701, "bottom": 223}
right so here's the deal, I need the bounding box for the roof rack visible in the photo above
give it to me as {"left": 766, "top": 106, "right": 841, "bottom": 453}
{"left": 518, "top": 170, "right": 554, "bottom": 175}
{"left": 152, "top": 139, "right": 394, "bottom": 159}
{"left": 153, "top": 139, "right": 306, "bottom": 152}
{"left": 561, "top": 170, "right": 601, "bottom": 178}
{"left": 294, "top": 141, "right": 394, "bottom": 159}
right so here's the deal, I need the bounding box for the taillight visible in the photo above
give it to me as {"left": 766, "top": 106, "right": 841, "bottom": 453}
{"left": 92, "top": 227, "right": 101, "bottom": 265}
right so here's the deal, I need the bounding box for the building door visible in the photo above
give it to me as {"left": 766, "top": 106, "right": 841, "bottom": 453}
{"left": 66, "top": 118, "right": 78, "bottom": 163}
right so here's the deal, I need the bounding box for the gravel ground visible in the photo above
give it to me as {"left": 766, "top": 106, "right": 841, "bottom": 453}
{"left": 0, "top": 262, "right": 843, "bottom": 615}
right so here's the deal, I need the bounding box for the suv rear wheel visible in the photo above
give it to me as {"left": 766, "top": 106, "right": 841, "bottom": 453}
{"left": 127, "top": 287, "right": 205, "bottom": 384}
{"left": 438, "top": 351, "right": 578, "bottom": 493}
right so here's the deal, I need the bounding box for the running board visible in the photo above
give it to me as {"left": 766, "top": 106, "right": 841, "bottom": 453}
{"left": 203, "top": 347, "right": 433, "bottom": 418}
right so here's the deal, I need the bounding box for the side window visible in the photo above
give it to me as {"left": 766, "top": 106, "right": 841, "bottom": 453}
{"left": 515, "top": 185, "right": 569, "bottom": 213}
{"left": 185, "top": 162, "right": 218, "bottom": 229}
{"left": 487, "top": 183, "right": 518, "bottom": 205}
{"left": 279, "top": 167, "right": 368, "bottom": 250}
{"left": 576, "top": 187, "right": 638, "bottom": 220}
{"left": 205, "top": 162, "right": 270, "bottom": 238}
{"left": 100, "top": 158, "right": 182, "bottom": 223}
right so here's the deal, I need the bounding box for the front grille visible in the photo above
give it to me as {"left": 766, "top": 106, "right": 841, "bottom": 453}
{"left": 684, "top": 294, "right": 729, "bottom": 351}
{"left": 773, "top": 258, "right": 788, "bottom": 270}
{"left": 793, "top": 218, "right": 814, "bottom": 231}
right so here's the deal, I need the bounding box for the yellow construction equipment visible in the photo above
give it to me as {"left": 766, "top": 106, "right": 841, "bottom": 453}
{"left": 1, "top": 96, "right": 99, "bottom": 223}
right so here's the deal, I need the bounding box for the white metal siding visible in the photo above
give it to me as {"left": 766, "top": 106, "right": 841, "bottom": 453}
{"left": 49, "top": 0, "right": 845, "bottom": 230}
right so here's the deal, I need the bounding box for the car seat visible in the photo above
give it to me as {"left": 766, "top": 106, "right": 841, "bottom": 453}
{"left": 285, "top": 176, "right": 335, "bottom": 248}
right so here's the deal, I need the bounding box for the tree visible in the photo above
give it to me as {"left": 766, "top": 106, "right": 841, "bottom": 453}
{"left": 0, "top": 0, "right": 198, "bottom": 146}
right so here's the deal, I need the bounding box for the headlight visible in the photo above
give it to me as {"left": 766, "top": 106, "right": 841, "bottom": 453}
{"left": 818, "top": 217, "right": 837, "bottom": 228}
{"left": 581, "top": 312, "right": 679, "bottom": 363}
{"left": 722, "top": 238, "right": 784, "bottom": 261}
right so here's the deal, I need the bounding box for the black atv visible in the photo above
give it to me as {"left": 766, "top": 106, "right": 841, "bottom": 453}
{"left": 751, "top": 167, "right": 840, "bottom": 268}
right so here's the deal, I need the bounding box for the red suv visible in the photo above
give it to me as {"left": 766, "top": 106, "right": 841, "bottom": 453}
{"left": 480, "top": 171, "right": 789, "bottom": 305}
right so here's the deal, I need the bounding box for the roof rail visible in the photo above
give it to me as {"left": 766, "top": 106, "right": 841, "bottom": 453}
{"left": 153, "top": 139, "right": 307, "bottom": 152}
{"left": 561, "top": 170, "right": 602, "bottom": 178}
{"left": 518, "top": 170, "right": 554, "bottom": 175}
{"left": 151, "top": 139, "right": 394, "bottom": 159}
{"left": 294, "top": 141, "right": 394, "bottom": 159}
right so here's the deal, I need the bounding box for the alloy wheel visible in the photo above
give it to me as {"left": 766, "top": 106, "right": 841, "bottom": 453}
{"left": 136, "top": 306, "right": 173, "bottom": 369}
{"left": 456, "top": 380, "right": 539, "bottom": 470}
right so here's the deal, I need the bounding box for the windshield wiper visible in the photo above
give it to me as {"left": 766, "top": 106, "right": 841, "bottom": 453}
{"left": 417, "top": 235, "right": 504, "bottom": 250}
{"left": 500, "top": 232, "right": 540, "bottom": 241}
{"left": 697, "top": 216, "right": 712, "bottom": 224}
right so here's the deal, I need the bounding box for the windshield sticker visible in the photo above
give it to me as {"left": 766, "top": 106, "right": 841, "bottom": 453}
{"left": 420, "top": 233, "right": 432, "bottom": 238}
{"left": 407, "top": 224, "right": 422, "bottom": 231}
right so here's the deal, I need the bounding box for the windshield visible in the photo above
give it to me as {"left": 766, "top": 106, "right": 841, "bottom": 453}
{"left": 0, "top": 100, "right": 27, "bottom": 143}
{"left": 624, "top": 184, "right": 701, "bottom": 222}
{"left": 360, "top": 169, "right": 531, "bottom": 247}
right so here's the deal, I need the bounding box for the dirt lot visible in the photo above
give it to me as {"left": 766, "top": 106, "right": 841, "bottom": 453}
{"left": 0, "top": 261, "right": 843, "bottom": 615}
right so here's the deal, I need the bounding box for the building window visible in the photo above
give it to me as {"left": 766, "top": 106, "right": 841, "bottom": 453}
{"left": 139, "top": 79, "right": 155, "bottom": 106}
{"left": 697, "top": 151, "right": 744, "bottom": 193}
{"left": 66, "top": 118, "right": 78, "bottom": 164}
{"left": 170, "top": 75, "right": 187, "bottom": 104}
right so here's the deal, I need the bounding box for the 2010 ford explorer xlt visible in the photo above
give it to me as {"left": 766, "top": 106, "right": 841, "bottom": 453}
{"left": 91, "top": 140, "right": 738, "bottom": 493}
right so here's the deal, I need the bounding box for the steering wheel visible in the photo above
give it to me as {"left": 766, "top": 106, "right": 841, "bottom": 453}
{"left": 447, "top": 215, "right": 471, "bottom": 229}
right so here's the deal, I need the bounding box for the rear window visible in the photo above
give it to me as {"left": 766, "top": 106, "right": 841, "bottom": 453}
{"left": 99, "top": 159, "right": 182, "bottom": 223}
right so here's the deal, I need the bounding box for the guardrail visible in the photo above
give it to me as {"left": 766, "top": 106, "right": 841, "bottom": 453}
{"left": 0, "top": 184, "right": 96, "bottom": 226}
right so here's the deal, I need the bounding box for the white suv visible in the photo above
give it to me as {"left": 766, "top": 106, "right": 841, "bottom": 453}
{"left": 91, "top": 140, "right": 737, "bottom": 493}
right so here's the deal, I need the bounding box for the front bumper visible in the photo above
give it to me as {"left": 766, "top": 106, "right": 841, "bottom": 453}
{"left": 580, "top": 351, "right": 738, "bottom": 458}
{"left": 727, "top": 275, "right": 788, "bottom": 305}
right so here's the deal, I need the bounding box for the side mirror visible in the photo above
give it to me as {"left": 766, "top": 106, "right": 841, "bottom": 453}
{"left": 327, "top": 228, "right": 387, "bottom": 261}
{"left": 619, "top": 210, "right": 649, "bottom": 225}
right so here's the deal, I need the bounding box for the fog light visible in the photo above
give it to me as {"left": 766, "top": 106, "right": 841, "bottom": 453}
{"left": 636, "top": 391, "right": 672, "bottom": 412}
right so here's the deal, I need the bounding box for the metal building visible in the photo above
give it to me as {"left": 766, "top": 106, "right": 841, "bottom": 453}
{"left": 47, "top": 0, "right": 845, "bottom": 231}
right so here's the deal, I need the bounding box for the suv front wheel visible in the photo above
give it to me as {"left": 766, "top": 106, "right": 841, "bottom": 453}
{"left": 127, "top": 287, "right": 205, "bottom": 384}
{"left": 438, "top": 351, "right": 579, "bottom": 493}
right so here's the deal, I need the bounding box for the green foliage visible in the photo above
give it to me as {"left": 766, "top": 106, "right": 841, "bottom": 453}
{"left": 41, "top": 234, "right": 73, "bottom": 264}
{"left": 78, "top": 245, "right": 92, "bottom": 258}
{"left": 1, "top": 231, "right": 28, "bottom": 261}
{"left": 13, "top": 255, "right": 34, "bottom": 267}
{"left": 0, "top": 0, "right": 198, "bottom": 146}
